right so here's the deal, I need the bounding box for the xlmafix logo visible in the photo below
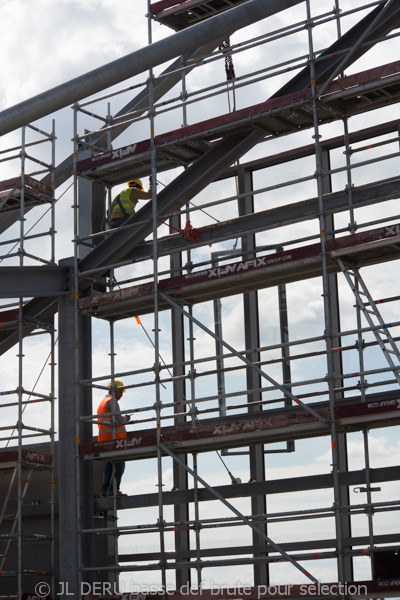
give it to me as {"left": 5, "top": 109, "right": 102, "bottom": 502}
{"left": 184, "top": 254, "right": 293, "bottom": 281}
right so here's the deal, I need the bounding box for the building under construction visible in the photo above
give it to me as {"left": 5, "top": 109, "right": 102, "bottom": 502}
{"left": 1, "top": 0, "right": 400, "bottom": 598}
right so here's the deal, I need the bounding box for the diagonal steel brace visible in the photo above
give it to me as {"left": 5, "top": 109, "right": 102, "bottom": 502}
{"left": 159, "top": 441, "right": 320, "bottom": 584}
{"left": 159, "top": 289, "right": 327, "bottom": 424}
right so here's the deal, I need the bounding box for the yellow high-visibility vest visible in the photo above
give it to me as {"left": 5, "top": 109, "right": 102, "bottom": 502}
{"left": 109, "top": 188, "right": 135, "bottom": 220}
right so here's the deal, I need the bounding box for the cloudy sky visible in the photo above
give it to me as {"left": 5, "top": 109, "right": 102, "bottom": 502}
{"left": 1, "top": 0, "right": 400, "bottom": 591}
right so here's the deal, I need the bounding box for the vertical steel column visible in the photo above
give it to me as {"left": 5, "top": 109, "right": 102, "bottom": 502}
{"left": 213, "top": 270, "right": 226, "bottom": 417}
{"left": 16, "top": 126, "right": 26, "bottom": 600}
{"left": 73, "top": 107, "right": 85, "bottom": 598}
{"left": 342, "top": 119, "right": 356, "bottom": 234}
{"left": 277, "top": 266, "right": 295, "bottom": 454}
{"left": 192, "top": 452, "right": 202, "bottom": 588}
{"left": 187, "top": 305, "right": 202, "bottom": 587}
{"left": 148, "top": 2, "right": 167, "bottom": 591}
{"left": 305, "top": 0, "right": 345, "bottom": 582}
{"left": 321, "top": 147, "right": 353, "bottom": 582}
{"left": 73, "top": 108, "right": 96, "bottom": 590}
{"left": 50, "top": 319, "right": 56, "bottom": 598}
{"left": 58, "top": 257, "right": 79, "bottom": 599}
{"left": 77, "top": 147, "right": 95, "bottom": 260}
{"left": 50, "top": 120, "right": 56, "bottom": 264}
{"left": 362, "top": 430, "right": 375, "bottom": 572}
{"left": 79, "top": 311, "right": 95, "bottom": 587}
{"left": 108, "top": 321, "right": 119, "bottom": 590}
{"left": 170, "top": 212, "right": 191, "bottom": 589}
{"left": 237, "top": 166, "right": 268, "bottom": 586}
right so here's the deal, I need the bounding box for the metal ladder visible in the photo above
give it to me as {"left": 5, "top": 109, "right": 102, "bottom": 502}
{"left": 0, "top": 466, "right": 33, "bottom": 570}
{"left": 337, "top": 257, "right": 400, "bottom": 385}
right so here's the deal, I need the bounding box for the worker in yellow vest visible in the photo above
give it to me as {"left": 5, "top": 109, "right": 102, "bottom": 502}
{"left": 97, "top": 380, "right": 130, "bottom": 497}
{"left": 107, "top": 179, "right": 152, "bottom": 229}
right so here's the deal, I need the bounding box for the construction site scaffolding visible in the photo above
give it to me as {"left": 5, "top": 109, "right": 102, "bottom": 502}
{"left": 68, "top": 0, "right": 400, "bottom": 596}
{"left": 0, "top": 122, "right": 56, "bottom": 599}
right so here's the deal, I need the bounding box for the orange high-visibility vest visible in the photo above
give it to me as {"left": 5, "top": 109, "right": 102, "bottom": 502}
{"left": 97, "top": 396, "right": 127, "bottom": 441}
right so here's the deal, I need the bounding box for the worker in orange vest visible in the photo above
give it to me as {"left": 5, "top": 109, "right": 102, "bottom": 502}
{"left": 107, "top": 178, "right": 152, "bottom": 229}
{"left": 97, "top": 380, "right": 130, "bottom": 497}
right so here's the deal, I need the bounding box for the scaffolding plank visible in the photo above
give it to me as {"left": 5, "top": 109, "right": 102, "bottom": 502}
{"left": 78, "top": 222, "right": 400, "bottom": 319}
{"left": 77, "top": 61, "right": 400, "bottom": 186}
{"left": 81, "top": 393, "right": 400, "bottom": 459}
{"left": 151, "top": 0, "right": 250, "bottom": 30}
{"left": 0, "top": 175, "right": 52, "bottom": 214}
{"left": 0, "top": 176, "right": 52, "bottom": 198}
{"left": 0, "top": 451, "right": 51, "bottom": 470}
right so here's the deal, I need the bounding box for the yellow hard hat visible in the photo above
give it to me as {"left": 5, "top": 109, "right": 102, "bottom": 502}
{"left": 127, "top": 179, "right": 143, "bottom": 190}
{"left": 107, "top": 380, "right": 125, "bottom": 393}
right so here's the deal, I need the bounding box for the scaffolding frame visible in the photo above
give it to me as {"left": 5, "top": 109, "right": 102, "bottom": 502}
{"left": 0, "top": 123, "right": 56, "bottom": 600}
{"left": 0, "top": 0, "right": 400, "bottom": 598}
{"left": 66, "top": 0, "right": 400, "bottom": 595}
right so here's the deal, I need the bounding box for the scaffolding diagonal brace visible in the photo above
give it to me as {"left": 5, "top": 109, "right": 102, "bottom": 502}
{"left": 159, "top": 441, "right": 320, "bottom": 584}
{"left": 158, "top": 289, "right": 327, "bottom": 424}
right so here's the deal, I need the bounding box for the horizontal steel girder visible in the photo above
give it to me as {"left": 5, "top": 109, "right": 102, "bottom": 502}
{"left": 0, "top": 0, "right": 304, "bottom": 137}
{"left": 94, "top": 464, "right": 400, "bottom": 510}
{"left": 0, "top": 266, "right": 71, "bottom": 298}
{"left": 125, "top": 175, "right": 400, "bottom": 262}
{"left": 120, "top": 533, "right": 400, "bottom": 562}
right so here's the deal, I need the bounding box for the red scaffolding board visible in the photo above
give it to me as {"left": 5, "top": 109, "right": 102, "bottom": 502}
{"left": 80, "top": 393, "right": 400, "bottom": 460}
{"left": 0, "top": 450, "right": 52, "bottom": 470}
{"left": 150, "top": 0, "right": 250, "bottom": 30}
{"left": 78, "top": 222, "right": 400, "bottom": 320}
{"left": 77, "top": 61, "right": 400, "bottom": 186}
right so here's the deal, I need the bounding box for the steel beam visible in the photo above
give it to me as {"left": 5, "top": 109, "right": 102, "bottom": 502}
{"left": 0, "top": 266, "right": 71, "bottom": 298}
{"left": 2, "top": 4, "right": 399, "bottom": 357}
{"left": 124, "top": 176, "right": 400, "bottom": 262}
{"left": 37, "top": 40, "right": 221, "bottom": 194}
{"left": 58, "top": 266, "right": 79, "bottom": 599}
{"left": 170, "top": 213, "right": 191, "bottom": 589}
{"left": 237, "top": 167, "right": 269, "bottom": 586}
{"left": 0, "top": 0, "right": 304, "bottom": 137}
{"left": 120, "top": 533, "right": 400, "bottom": 563}
{"left": 94, "top": 465, "right": 400, "bottom": 510}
